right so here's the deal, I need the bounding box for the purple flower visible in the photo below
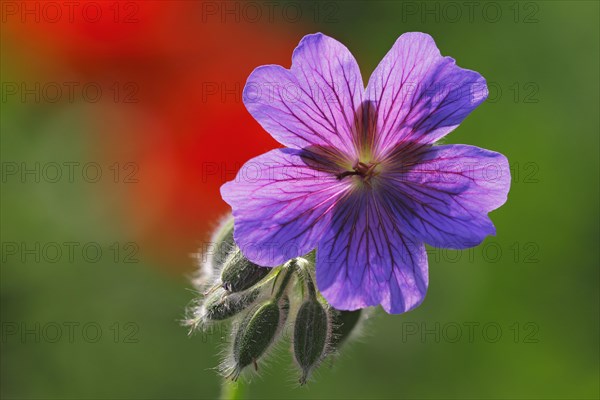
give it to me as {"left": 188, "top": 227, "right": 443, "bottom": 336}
{"left": 221, "top": 32, "right": 510, "bottom": 314}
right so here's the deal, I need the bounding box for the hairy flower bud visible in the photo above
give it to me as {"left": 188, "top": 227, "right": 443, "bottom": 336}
{"left": 279, "top": 295, "right": 290, "bottom": 322}
{"left": 202, "top": 287, "right": 260, "bottom": 322}
{"left": 189, "top": 227, "right": 369, "bottom": 384}
{"left": 330, "top": 309, "right": 362, "bottom": 349}
{"left": 221, "top": 248, "right": 271, "bottom": 292}
{"left": 293, "top": 299, "right": 330, "bottom": 385}
{"left": 193, "top": 215, "right": 236, "bottom": 290}
{"left": 229, "top": 299, "right": 285, "bottom": 379}
{"left": 211, "top": 217, "right": 235, "bottom": 270}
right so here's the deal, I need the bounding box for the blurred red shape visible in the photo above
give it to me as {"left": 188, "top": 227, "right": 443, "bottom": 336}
{"left": 3, "top": 1, "right": 310, "bottom": 271}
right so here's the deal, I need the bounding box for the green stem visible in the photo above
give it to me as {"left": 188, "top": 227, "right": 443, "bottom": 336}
{"left": 298, "top": 261, "right": 317, "bottom": 300}
{"left": 273, "top": 260, "right": 296, "bottom": 300}
{"left": 220, "top": 378, "right": 246, "bottom": 400}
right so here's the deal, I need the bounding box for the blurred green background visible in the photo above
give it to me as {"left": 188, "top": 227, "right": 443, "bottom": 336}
{"left": 1, "top": 1, "right": 598, "bottom": 399}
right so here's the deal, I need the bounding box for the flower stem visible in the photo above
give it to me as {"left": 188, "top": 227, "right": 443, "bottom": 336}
{"left": 298, "top": 260, "right": 317, "bottom": 300}
{"left": 273, "top": 260, "right": 296, "bottom": 300}
{"left": 220, "top": 378, "right": 246, "bottom": 400}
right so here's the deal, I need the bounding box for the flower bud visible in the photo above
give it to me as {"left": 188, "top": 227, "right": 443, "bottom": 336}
{"left": 193, "top": 215, "right": 235, "bottom": 290}
{"left": 202, "top": 287, "right": 260, "bottom": 322}
{"left": 279, "top": 295, "right": 290, "bottom": 322}
{"left": 293, "top": 299, "right": 330, "bottom": 385}
{"left": 229, "top": 300, "right": 284, "bottom": 379}
{"left": 211, "top": 217, "right": 235, "bottom": 270}
{"left": 221, "top": 248, "right": 271, "bottom": 293}
{"left": 330, "top": 309, "right": 362, "bottom": 349}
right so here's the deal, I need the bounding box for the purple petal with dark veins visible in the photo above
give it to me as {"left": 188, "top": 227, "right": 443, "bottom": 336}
{"left": 222, "top": 32, "right": 510, "bottom": 316}
{"left": 220, "top": 148, "right": 352, "bottom": 267}
{"left": 243, "top": 33, "right": 364, "bottom": 158}
{"left": 380, "top": 144, "right": 511, "bottom": 249}
{"left": 366, "top": 32, "right": 488, "bottom": 157}
{"left": 315, "top": 190, "right": 428, "bottom": 314}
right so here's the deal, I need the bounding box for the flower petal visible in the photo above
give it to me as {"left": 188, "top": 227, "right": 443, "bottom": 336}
{"left": 381, "top": 144, "right": 511, "bottom": 249}
{"left": 366, "top": 32, "right": 488, "bottom": 156}
{"left": 220, "top": 148, "right": 351, "bottom": 266}
{"left": 315, "top": 190, "right": 428, "bottom": 314}
{"left": 243, "top": 33, "right": 364, "bottom": 157}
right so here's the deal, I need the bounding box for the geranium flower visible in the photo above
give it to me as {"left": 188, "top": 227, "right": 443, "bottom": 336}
{"left": 221, "top": 32, "right": 510, "bottom": 313}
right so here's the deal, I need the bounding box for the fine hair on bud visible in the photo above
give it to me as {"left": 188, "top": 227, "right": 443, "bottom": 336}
{"left": 185, "top": 287, "right": 261, "bottom": 331}
{"left": 193, "top": 214, "right": 236, "bottom": 290}
{"left": 221, "top": 248, "right": 272, "bottom": 293}
{"left": 293, "top": 299, "right": 332, "bottom": 385}
{"left": 210, "top": 214, "right": 235, "bottom": 272}
{"left": 225, "top": 298, "right": 288, "bottom": 380}
{"left": 330, "top": 309, "right": 363, "bottom": 350}
{"left": 223, "top": 264, "right": 295, "bottom": 381}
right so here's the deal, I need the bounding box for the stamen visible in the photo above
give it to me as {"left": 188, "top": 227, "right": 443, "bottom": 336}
{"left": 336, "top": 161, "right": 380, "bottom": 181}
{"left": 336, "top": 170, "right": 360, "bottom": 180}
